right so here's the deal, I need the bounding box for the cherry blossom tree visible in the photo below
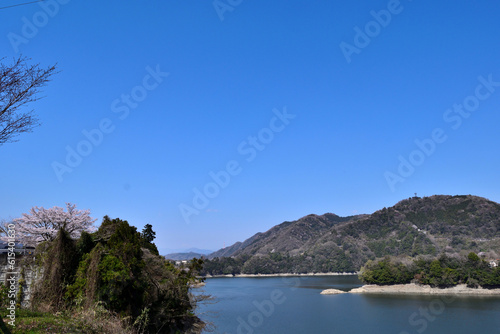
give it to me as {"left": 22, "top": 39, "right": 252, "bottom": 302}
{"left": 9, "top": 203, "right": 96, "bottom": 246}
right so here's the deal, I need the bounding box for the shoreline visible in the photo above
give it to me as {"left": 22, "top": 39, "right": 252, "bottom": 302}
{"left": 203, "top": 272, "right": 359, "bottom": 278}
{"left": 344, "top": 283, "right": 500, "bottom": 296}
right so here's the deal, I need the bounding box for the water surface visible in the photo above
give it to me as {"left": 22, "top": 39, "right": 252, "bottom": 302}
{"left": 195, "top": 276, "right": 500, "bottom": 334}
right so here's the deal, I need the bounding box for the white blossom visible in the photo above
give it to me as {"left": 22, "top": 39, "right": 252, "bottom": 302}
{"left": 4, "top": 203, "right": 96, "bottom": 247}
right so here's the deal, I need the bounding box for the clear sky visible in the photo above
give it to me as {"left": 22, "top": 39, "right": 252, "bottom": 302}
{"left": 1, "top": 0, "right": 500, "bottom": 254}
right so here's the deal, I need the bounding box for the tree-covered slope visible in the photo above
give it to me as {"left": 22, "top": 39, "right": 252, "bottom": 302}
{"left": 203, "top": 195, "right": 500, "bottom": 275}
{"left": 208, "top": 213, "right": 361, "bottom": 259}
{"left": 30, "top": 216, "right": 205, "bottom": 333}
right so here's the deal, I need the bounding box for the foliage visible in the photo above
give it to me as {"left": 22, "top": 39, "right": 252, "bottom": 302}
{"left": 0, "top": 283, "right": 8, "bottom": 308}
{"left": 31, "top": 228, "right": 79, "bottom": 311}
{"left": 140, "top": 224, "right": 159, "bottom": 255}
{"left": 204, "top": 195, "right": 500, "bottom": 275}
{"left": 0, "top": 308, "right": 135, "bottom": 333}
{"left": 141, "top": 224, "right": 156, "bottom": 243}
{"left": 132, "top": 307, "right": 150, "bottom": 334}
{"left": 201, "top": 256, "right": 243, "bottom": 275}
{"left": 62, "top": 216, "right": 205, "bottom": 333}
{"left": 202, "top": 250, "right": 357, "bottom": 276}
{"left": 76, "top": 230, "right": 96, "bottom": 257}
{"left": 360, "top": 257, "right": 413, "bottom": 285}
{"left": 360, "top": 253, "right": 500, "bottom": 288}
{"left": 22, "top": 214, "right": 206, "bottom": 333}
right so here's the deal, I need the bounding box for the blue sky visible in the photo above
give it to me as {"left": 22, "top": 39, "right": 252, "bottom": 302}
{"left": 1, "top": 0, "right": 500, "bottom": 254}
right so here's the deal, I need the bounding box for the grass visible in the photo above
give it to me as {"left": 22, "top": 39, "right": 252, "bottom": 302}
{"left": 1, "top": 308, "right": 134, "bottom": 334}
{"left": 2, "top": 310, "right": 83, "bottom": 333}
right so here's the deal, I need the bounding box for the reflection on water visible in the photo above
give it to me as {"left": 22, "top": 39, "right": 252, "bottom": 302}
{"left": 294, "top": 275, "right": 363, "bottom": 291}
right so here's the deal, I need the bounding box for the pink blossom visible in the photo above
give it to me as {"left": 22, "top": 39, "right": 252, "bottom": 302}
{"left": 4, "top": 203, "right": 96, "bottom": 247}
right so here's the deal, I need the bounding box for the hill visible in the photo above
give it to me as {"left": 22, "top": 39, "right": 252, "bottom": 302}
{"left": 202, "top": 195, "right": 500, "bottom": 275}
{"left": 29, "top": 216, "right": 205, "bottom": 333}
{"left": 208, "top": 213, "right": 363, "bottom": 258}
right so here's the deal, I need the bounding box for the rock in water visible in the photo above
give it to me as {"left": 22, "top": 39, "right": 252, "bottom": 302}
{"left": 320, "top": 289, "right": 346, "bottom": 295}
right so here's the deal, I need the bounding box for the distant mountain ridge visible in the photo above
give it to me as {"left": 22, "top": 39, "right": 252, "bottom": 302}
{"left": 164, "top": 252, "right": 205, "bottom": 261}
{"left": 163, "top": 248, "right": 213, "bottom": 260}
{"left": 203, "top": 195, "right": 500, "bottom": 275}
{"left": 163, "top": 248, "right": 213, "bottom": 255}
{"left": 185, "top": 248, "right": 213, "bottom": 255}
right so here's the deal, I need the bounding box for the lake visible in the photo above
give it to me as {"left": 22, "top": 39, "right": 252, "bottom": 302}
{"left": 195, "top": 276, "right": 500, "bottom": 334}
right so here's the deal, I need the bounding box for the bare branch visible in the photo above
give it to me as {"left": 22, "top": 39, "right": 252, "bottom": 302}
{"left": 0, "top": 56, "right": 57, "bottom": 145}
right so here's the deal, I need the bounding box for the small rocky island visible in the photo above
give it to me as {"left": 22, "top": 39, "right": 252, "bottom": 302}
{"left": 342, "top": 284, "right": 500, "bottom": 296}
{"left": 322, "top": 251, "right": 500, "bottom": 296}
{"left": 320, "top": 289, "right": 346, "bottom": 295}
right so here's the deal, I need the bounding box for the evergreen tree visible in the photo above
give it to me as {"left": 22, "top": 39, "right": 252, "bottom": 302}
{"left": 141, "top": 223, "right": 156, "bottom": 243}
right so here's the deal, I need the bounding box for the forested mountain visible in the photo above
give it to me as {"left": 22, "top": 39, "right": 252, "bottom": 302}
{"left": 202, "top": 195, "right": 500, "bottom": 275}
{"left": 208, "top": 213, "right": 363, "bottom": 258}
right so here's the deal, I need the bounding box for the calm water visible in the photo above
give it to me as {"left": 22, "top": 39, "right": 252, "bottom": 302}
{"left": 195, "top": 276, "right": 500, "bottom": 334}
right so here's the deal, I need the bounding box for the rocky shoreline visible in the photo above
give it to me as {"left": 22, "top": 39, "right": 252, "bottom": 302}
{"left": 190, "top": 282, "right": 206, "bottom": 288}
{"left": 322, "top": 283, "right": 500, "bottom": 296}
{"left": 320, "top": 289, "right": 347, "bottom": 295}
{"left": 203, "top": 272, "right": 358, "bottom": 278}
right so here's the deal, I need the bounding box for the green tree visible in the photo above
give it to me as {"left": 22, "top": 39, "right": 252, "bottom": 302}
{"left": 359, "top": 257, "right": 413, "bottom": 285}
{"left": 467, "top": 252, "right": 480, "bottom": 265}
{"left": 141, "top": 223, "right": 156, "bottom": 243}
{"left": 427, "top": 259, "right": 443, "bottom": 286}
{"left": 140, "top": 223, "right": 159, "bottom": 255}
{"left": 64, "top": 216, "right": 205, "bottom": 332}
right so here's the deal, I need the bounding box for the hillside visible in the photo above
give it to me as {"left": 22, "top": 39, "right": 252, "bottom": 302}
{"left": 202, "top": 195, "right": 500, "bottom": 275}
{"left": 208, "top": 213, "right": 363, "bottom": 258}
{"left": 29, "top": 216, "right": 205, "bottom": 333}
